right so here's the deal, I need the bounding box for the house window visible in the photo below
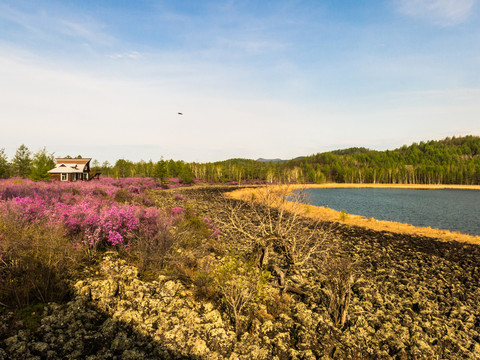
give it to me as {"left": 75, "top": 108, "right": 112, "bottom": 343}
{"left": 61, "top": 173, "right": 67, "bottom": 181}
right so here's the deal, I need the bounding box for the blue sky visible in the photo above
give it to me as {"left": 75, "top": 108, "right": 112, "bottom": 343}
{"left": 1, "top": 0, "right": 479, "bottom": 163}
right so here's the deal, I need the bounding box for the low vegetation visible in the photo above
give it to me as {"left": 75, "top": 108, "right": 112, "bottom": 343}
{"left": 0, "top": 178, "right": 201, "bottom": 307}
{"left": 212, "top": 252, "right": 271, "bottom": 338}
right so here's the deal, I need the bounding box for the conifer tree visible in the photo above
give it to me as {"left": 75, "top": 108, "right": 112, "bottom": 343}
{"left": 0, "top": 148, "right": 10, "bottom": 178}
{"left": 12, "top": 144, "right": 32, "bottom": 178}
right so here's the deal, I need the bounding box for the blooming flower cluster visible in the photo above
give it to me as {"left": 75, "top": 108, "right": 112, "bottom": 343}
{"left": 174, "top": 193, "right": 189, "bottom": 201}
{"left": 0, "top": 178, "right": 181, "bottom": 248}
{"left": 203, "top": 217, "right": 221, "bottom": 239}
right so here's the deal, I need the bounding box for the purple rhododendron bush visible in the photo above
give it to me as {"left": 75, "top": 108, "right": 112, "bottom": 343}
{"left": 0, "top": 178, "right": 219, "bottom": 308}
{"left": 0, "top": 178, "right": 170, "bottom": 247}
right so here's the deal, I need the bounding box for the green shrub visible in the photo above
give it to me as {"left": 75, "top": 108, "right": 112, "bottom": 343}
{"left": 193, "top": 271, "right": 218, "bottom": 302}
{"left": 339, "top": 209, "right": 349, "bottom": 221}
{"left": 180, "top": 210, "right": 211, "bottom": 239}
{"left": 212, "top": 252, "right": 270, "bottom": 338}
{"left": 15, "top": 303, "right": 46, "bottom": 331}
{"left": 128, "top": 208, "right": 223, "bottom": 282}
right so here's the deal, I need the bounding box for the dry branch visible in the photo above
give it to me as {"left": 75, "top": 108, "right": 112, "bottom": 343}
{"left": 219, "top": 185, "right": 333, "bottom": 269}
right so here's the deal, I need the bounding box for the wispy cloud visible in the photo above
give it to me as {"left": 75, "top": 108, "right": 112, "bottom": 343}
{"left": 59, "top": 19, "right": 115, "bottom": 47}
{"left": 0, "top": 3, "right": 115, "bottom": 49}
{"left": 395, "top": 0, "right": 478, "bottom": 25}
{"left": 108, "top": 51, "right": 143, "bottom": 60}
{"left": 217, "top": 38, "right": 288, "bottom": 54}
{"left": 0, "top": 4, "right": 47, "bottom": 37}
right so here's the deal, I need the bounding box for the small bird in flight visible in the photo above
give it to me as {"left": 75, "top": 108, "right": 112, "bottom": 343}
{"left": 178, "top": 112, "right": 183, "bottom": 115}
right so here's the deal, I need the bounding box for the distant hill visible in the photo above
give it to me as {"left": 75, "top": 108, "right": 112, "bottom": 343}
{"left": 256, "top": 158, "right": 286, "bottom": 163}
{"left": 282, "top": 135, "right": 480, "bottom": 184}
{"left": 330, "top": 147, "right": 372, "bottom": 156}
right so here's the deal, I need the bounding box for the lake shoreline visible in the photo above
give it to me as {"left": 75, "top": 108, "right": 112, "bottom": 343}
{"left": 290, "top": 183, "right": 480, "bottom": 190}
{"left": 229, "top": 183, "right": 480, "bottom": 245}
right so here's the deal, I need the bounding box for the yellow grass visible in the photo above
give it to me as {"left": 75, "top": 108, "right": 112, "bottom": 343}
{"left": 228, "top": 183, "right": 480, "bottom": 246}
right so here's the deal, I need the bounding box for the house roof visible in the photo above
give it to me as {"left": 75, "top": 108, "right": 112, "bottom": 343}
{"left": 49, "top": 158, "right": 91, "bottom": 174}
{"left": 55, "top": 158, "right": 91, "bottom": 165}
{"left": 49, "top": 166, "right": 83, "bottom": 174}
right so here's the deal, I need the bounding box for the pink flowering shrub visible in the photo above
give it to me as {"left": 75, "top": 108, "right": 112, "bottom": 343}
{"left": 174, "top": 193, "right": 189, "bottom": 201}
{"left": 6, "top": 196, "right": 49, "bottom": 223}
{"left": 0, "top": 178, "right": 183, "bottom": 249}
{"left": 0, "top": 177, "right": 162, "bottom": 205}
{"left": 203, "top": 217, "right": 221, "bottom": 239}
{"left": 171, "top": 206, "right": 185, "bottom": 216}
{"left": 57, "top": 200, "right": 143, "bottom": 247}
{"left": 0, "top": 177, "right": 224, "bottom": 307}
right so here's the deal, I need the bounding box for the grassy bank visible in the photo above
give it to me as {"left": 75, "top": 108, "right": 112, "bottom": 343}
{"left": 229, "top": 184, "right": 480, "bottom": 245}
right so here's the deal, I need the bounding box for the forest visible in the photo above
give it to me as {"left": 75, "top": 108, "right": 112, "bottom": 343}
{"left": 1, "top": 135, "right": 479, "bottom": 185}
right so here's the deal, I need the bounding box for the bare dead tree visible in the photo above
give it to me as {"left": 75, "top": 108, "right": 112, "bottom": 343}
{"left": 194, "top": 186, "right": 355, "bottom": 330}
{"left": 215, "top": 185, "right": 334, "bottom": 295}
{"left": 189, "top": 186, "right": 356, "bottom": 331}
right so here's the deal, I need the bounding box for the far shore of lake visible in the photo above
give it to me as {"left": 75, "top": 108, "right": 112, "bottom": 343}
{"left": 229, "top": 183, "right": 480, "bottom": 246}
{"left": 291, "top": 183, "right": 480, "bottom": 190}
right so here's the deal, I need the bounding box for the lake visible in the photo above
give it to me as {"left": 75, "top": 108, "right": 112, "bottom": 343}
{"left": 296, "top": 188, "right": 480, "bottom": 236}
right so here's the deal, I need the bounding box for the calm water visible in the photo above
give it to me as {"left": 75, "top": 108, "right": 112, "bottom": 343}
{"left": 297, "top": 188, "right": 480, "bottom": 236}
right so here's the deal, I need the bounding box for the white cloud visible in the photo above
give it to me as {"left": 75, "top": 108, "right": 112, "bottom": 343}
{"left": 0, "top": 3, "right": 115, "bottom": 48}
{"left": 108, "top": 51, "right": 143, "bottom": 59}
{"left": 59, "top": 19, "right": 115, "bottom": 47}
{"left": 395, "top": 0, "right": 478, "bottom": 25}
{"left": 217, "top": 38, "right": 288, "bottom": 54}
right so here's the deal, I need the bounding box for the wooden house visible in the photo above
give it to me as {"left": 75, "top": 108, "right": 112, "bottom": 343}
{"left": 49, "top": 158, "right": 92, "bottom": 181}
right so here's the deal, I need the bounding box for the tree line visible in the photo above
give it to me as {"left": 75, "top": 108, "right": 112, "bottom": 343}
{"left": 0, "top": 145, "right": 196, "bottom": 184}
{"left": 0, "top": 145, "right": 56, "bottom": 181}
{"left": 291, "top": 135, "right": 480, "bottom": 185}
{"left": 2, "top": 136, "right": 479, "bottom": 184}
{"left": 189, "top": 136, "right": 480, "bottom": 185}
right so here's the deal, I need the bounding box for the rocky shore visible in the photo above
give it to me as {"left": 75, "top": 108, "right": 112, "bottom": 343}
{"left": 1, "top": 186, "right": 479, "bottom": 359}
